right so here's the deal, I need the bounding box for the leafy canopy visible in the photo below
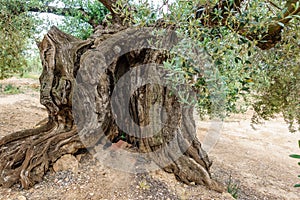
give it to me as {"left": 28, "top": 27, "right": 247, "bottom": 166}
{"left": 0, "top": 0, "right": 108, "bottom": 79}
{"left": 0, "top": 0, "right": 37, "bottom": 79}
{"left": 114, "top": 0, "right": 300, "bottom": 132}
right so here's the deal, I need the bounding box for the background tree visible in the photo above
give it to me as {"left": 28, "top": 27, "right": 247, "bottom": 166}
{"left": 0, "top": 0, "right": 299, "bottom": 192}
{"left": 0, "top": 0, "right": 37, "bottom": 79}
{"left": 0, "top": 0, "right": 108, "bottom": 79}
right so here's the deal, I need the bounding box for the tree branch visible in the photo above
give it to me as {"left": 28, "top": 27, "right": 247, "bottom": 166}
{"left": 97, "top": 0, "right": 127, "bottom": 25}
{"left": 266, "top": 0, "right": 282, "bottom": 10}
{"left": 242, "top": 0, "right": 300, "bottom": 49}
{"left": 98, "top": 0, "right": 117, "bottom": 13}
{"left": 197, "top": 0, "right": 300, "bottom": 50}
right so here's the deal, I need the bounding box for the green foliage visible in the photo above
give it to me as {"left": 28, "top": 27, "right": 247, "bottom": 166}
{"left": 128, "top": 0, "right": 299, "bottom": 130}
{"left": 290, "top": 140, "right": 300, "bottom": 187}
{"left": 23, "top": 50, "right": 43, "bottom": 76}
{"left": 0, "top": 0, "right": 37, "bottom": 79}
{"left": 57, "top": 0, "right": 108, "bottom": 39}
{"left": 0, "top": 84, "right": 21, "bottom": 95}
{"left": 227, "top": 175, "right": 240, "bottom": 199}
{"left": 252, "top": 22, "right": 300, "bottom": 132}
{"left": 0, "top": 0, "right": 108, "bottom": 79}
{"left": 58, "top": 17, "right": 94, "bottom": 40}
{"left": 138, "top": 179, "right": 150, "bottom": 190}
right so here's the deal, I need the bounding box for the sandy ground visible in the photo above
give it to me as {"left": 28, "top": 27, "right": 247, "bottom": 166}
{"left": 0, "top": 77, "right": 299, "bottom": 200}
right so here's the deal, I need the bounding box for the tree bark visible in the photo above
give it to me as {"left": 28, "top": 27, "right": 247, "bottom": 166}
{"left": 0, "top": 26, "right": 91, "bottom": 189}
{"left": 0, "top": 25, "right": 224, "bottom": 192}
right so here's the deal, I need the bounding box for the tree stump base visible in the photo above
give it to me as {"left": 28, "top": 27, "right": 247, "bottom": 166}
{"left": 0, "top": 26, "right": 224, "bottom": 192}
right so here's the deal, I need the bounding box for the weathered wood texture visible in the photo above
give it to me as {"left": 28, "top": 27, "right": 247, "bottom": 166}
{"left": 0, "top": 26, "right": 223, "bottom": 192}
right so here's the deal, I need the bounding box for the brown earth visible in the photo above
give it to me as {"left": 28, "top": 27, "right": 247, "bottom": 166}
{"left": 0, "top": 77, "right": 299, "bottom": 200}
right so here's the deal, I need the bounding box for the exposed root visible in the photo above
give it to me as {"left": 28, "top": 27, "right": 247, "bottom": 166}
{"left": 0, "top": 121, "right": 83, "bottom": 189}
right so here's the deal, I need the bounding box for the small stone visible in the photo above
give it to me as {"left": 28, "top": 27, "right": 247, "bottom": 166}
{"left": 76, "top": 154, "right": 83, "bottom": 162}
{"left": 222, "top": 193, "right": 236, "bottom": 199}
{"left": 53, "top": 154, "right": 79, "bottom": 173}
{"left": 17, "top": 196, "right": 27, "bottom": 200}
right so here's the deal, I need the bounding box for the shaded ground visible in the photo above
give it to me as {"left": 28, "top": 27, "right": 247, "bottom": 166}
{"left": 0, "top": 77, "right": 299, "bottom": 200}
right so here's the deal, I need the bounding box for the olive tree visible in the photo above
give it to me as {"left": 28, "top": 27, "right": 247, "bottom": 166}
{"left": 0, "top": 0, "right": 299, "bottom": 192}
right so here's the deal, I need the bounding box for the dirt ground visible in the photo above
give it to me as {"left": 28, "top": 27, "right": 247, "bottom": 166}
{"left": 0, "top": 77, "right": 299, "bottom": 200}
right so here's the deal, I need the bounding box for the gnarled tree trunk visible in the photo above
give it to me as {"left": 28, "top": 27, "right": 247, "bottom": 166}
{"left": 0, "top": 25, "right": 224, "bottom": 192}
